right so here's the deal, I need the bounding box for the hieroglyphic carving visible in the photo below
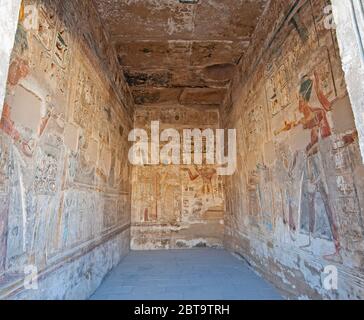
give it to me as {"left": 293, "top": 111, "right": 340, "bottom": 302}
{"left": 35, "top": 3, "right": 57, "bottom": 52}
{"left": 225, "top": 0, "right": 364, "bottom": 298}
{"left": 245, "top": 99, "right": 266, "bottom": 155}
{"left": 54, "top": 29, "right": 70, "bottom": 69}
{"left": 33, "top": 146, "right": 58, "bottom": 195}
{"left": 60, "top": 190, "right": 102, "bottom": 250}
{"left": 30, "top": 3, "right": 71, "bottom": 102}
{"left": 68, "top": 130, "right": 96, "bottom": 187}
{"left": 181, "top": 165, "right": 223, "bottom": 222}
{"left": 266, "top": 58, "right": 292, "bottom": 117}
{"left": 332, "top": 135, "right": 364, "bottom": 252}
{"left": 131, "top": 107, "right": 224, "bottom": 249}
{"left": 0, "top": 0, "right": 132, "bottom": 295}
{"left": 103, "top": 196, "right": 118, "bottom": 229}
{"left": 72, "top": 66, "right": 96, "bottom": 133}
{"left": 0, "top": 138, "right": 10, "bottom": 193}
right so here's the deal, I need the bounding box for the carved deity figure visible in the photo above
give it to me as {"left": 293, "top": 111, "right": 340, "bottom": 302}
{"left": 297, "top": 71, "right": 341, "bottom": 262}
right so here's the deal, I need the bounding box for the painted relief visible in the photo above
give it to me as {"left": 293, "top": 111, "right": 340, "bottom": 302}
{"left": 0, "top": 0, "right": 132, "bottom": 298}
{"left": 1, "top": 0, "right": 363, "bottom": 302}
{"left": 0, "top": 193, "right": 9, "bottom": 275}
{"left": 182, "top": 165, "right": 224, "bottom": 221}
{"left": 272, "top": 54, "right": 342, "bottom": 259}
{"left": 299, "top": 152, "right": 340, "bottom": 259}
{"left": 294, "top": 66, "right": 341, "bottom": 260}
{"left": 266, "top": 58, "right": 292, "bottom": 117}
{"left": 0, "top": 137, "right": 10, "bottom": 193}
{"left": 35, "top": 3, "right": 57, "bottom": 52}
{"left": 33, "top": 143, "right": 60, "bottom": 195}
{"left": 297, "top": 71, "right": 332, "bottom": 153}
{"left": 72, "top": 66, "right": 96, "bottom": 133}
{"left": 275, "top": 145, "right": 301, "bottom": 236}
{"left": 225, "top": 0, "right": 364, "bottom": 299}
{"left": 247, "top": 169, "right": 262, "bottom": 225}
{"left": 132, "top": 107, "right": 224, "bottom": 250}
{"left": 0, "top": 138, "right": 10, "bottom": 275}
{"left": 54, "top": 29, "right": 70, "bottom": 68}
{"left": 246, "top": 103, "right": 265, "bottom": 152}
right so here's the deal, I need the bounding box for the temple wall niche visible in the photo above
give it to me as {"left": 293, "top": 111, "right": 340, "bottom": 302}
{"left": 131, "top": 106, "right": 225, "bottom": 250}
{"left": 224, "top": 0, "right": 364, "bottom": 299}
{"left": 0, "top": 0, "right": 133, "bottom": 299}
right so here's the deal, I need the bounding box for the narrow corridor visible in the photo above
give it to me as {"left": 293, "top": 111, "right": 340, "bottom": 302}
{"left": 90, "top": 249, "right": 282, "bottom": 300}
{"left": 1, "top": 0, "right": 364, "bottom": 300}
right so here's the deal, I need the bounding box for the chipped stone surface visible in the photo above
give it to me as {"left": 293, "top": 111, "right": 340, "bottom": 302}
{"left": 332, "top": 0, "right": 364, "bottom": 161}
{"left": 94, "top": 0, "right": 269, "bottom": 106}
{"left": 8, "top": 84, "right": 43, "bottom": 132}
{"left": 0, "top": 0, "right": 132, "bottom": 299}
{"left": 223, "top": 0, "right": 364, "bottom": 300}
{"left": 179, "top": 88, "right": 226, "bottom": 105}
{"left": 0, "top": 0, "right": 22, "bottom": 114}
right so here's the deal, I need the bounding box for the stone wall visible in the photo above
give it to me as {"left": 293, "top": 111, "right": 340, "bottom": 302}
{"left": 131, "top": 105, "right": 225, "bottom": 250}
{"left": 0, "top": 0, "right": 22, "bottom": 114}
{"left": 332, "top": 0, "right": 364, "bottom": 161}
{"left": 223, "top": 0, "right": 364, "bottom": 299}
{"left": 0, "top": 0, "right": 133, "bottom": 299}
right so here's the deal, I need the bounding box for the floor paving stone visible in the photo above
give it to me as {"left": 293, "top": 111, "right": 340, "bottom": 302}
{"left": 90, "top": 249, "right": 282, "bottom": 300}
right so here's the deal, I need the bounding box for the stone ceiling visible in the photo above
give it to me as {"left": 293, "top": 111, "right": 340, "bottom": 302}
{"left": 94, "top": 0, "right": 268, "bottom": 107}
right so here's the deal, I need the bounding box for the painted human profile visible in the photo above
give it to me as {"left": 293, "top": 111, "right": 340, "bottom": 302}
{"left": 299, "top": 75, "right": 313, "bottom": 102}
{"left": 297, "top": 72, "right": 341, "bottom": 263}
{"left": 297, "top": 72, "right": 332, "bottom": 154}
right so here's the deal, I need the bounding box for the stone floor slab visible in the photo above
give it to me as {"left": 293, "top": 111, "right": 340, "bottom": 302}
{"left": 90, "top": 249, "right": 282, "bottom": 300}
